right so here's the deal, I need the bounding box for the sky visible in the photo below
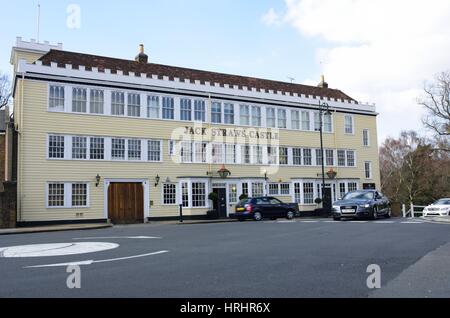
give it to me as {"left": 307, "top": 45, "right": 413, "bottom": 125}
{"left": 1, "top": 0, "right": 449, "bottom": 143}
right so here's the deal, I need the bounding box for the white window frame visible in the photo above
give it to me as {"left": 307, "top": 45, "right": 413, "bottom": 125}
{"left": 323, "top": 113, "right": 333, "bottom": 133}
{"left": 239, "top": 104, "right": 250, "bottom": 126}
{"left": 277, "top": 109, "right": 287, "bottom": 129}
{"left": 162, "top": 183, "right": 177, "bottom": 205}
{"left": 89, "top": 89, "right": 105, "bottom": 114}
{"left": 162, "top": 95, "right": 175, "bottom": 120}
{"left": 266, "top": 107, "right": 276, "bottom": 128}
{"left": 147, "top": 94, "right": 160, "bottom": 119}
{"left": 46, "top": 182, "right": 90, "bottom": 209}
{"left": 48, "top": 85, "right": 65, "bottom": 111}
{"left": 211, "top": 101, "right": 222, "bottom": 124}
{"left": 111, "top": 91, "right": 125, "bottom": 116}
{"left": 363, "top": 129, "right": 370, "bottom": 147}
{"left": 180, "top": 98, "right": 193, "bottom": 121}
{"left": 344, "top": 115, "right": 354, "bottom": 135}
{"left": 148, "top": 139, "right": 162, "bottom": 162}
{"left": 251, "top": 105, "right": 261, "bottom": 127}
{"left": 365, "top": 161, "right": 373, "bottom": 179}
{"left": 194, "top": 99, "right": 206, "bottom": 122}
{"left": 223, "top": 103, "right": 235, "bottom": 124}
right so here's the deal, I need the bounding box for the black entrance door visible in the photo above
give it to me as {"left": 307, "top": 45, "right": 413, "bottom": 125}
{"left": 213, "top": 188, "right": 227, "bottom": 218}
{"left": 322, "top": 187, "right": 332, "bottom": 214}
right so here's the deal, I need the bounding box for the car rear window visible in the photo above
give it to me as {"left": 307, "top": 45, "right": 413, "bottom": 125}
{"left": 238, "top": 199, "right": 251, "bottom": 205}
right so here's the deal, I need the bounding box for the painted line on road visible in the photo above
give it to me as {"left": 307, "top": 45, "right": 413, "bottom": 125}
{"left": 24, "top": 250, "right": 169, "bottom": 268}
{"left": 400, "top": 221, "right": 424, "bottom": 224}
{"left": 299, "top": 220, "right": 319, "bottom": 223}
{"left": 373, "top": 221, "right": 395, "bottom": 224}
{"left": 73, "top": 236, "right": 162, "bottom": 240}
{"left": 277, "top": 220, "right": 296, "bottom": 223}
{"left": 0, "top": 242, "right": 119, "bottom": 258}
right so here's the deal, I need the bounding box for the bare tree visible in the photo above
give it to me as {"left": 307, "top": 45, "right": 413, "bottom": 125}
{"left": 0, "top": 72, "right": 11, "bottom": 109}
{"left": 419, "top": 72, "right": 450, "bottom": 140}
{"left": 380, "top": 130, "right": 450, "bottom": 205}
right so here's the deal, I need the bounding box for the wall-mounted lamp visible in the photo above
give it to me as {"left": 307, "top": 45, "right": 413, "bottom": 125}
{"left": 154, "top": 174, "right": 161, "bottom": 187}
{"left": 95, "top": 174, "right": 101, "bottom": 187}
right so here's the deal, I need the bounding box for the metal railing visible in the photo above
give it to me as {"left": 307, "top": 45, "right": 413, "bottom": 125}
{"left": 402, "top": 203, "right": 426, "bottom": 218}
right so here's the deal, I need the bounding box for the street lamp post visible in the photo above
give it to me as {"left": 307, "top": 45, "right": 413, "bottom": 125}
{"left": 318, "top": 101, "right": 332, "bottom": 213}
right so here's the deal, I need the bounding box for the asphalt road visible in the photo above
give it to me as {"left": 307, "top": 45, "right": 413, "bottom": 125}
{"left": 1, "top": 218, "right": 450, "bottom": 298}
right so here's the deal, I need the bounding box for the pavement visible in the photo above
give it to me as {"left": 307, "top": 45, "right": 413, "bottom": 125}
{"left": 427, "top": 216, "right": 450, "bottom": 223}
{"left": 0, "top": 223, "right": 112, "bottom": 235}
{"left": 2, "top": 217, "right": 450, "bottom": 297}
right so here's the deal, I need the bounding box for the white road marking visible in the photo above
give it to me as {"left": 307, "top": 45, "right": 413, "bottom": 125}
{"left": 0, "top": 242, "right": 118, "bottom": 258}
{"left": 373, "top": 221, "right": 395, "bottom": 224}
{"left": 73, "top": 236, "right": 161, "bottom": 240}
{"left": 348, "top": 221, "right": 368, "bottom": 223}
{"left": 299, "top": 220, "right": 319, "bottom": 223}
{"left": 24, "top": 250, "right": 169, "bottom": 268}
{"left": 401, "top": 221, "right": 424, "bottom": 224}
{"left": 277, "top": 220, "right": 296, "bottom": 223}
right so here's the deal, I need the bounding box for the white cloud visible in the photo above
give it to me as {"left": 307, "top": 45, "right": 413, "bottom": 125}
{"left": 274, "top": 0, "right": 450, "bottom": 141}
{"left": 261, "top": 8, "right": 283, "bottom": 26}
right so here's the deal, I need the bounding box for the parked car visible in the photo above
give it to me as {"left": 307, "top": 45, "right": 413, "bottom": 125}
{"left": 423, "top": 198, "right": 450, "bottom": 217}
{"left": 231, "top": 197, "right": 299, "bottom": 221}
{"left": 332, "top": 190, "right": 391, "bottom": 221}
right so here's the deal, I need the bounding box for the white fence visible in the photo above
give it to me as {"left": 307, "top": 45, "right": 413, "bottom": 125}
{"left": 402, "top": 203, "right": 426, "bottom": 218}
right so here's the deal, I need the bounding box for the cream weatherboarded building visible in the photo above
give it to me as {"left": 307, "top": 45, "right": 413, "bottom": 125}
{"left": 10, "top": 37, "right": 380, "bottom": 224}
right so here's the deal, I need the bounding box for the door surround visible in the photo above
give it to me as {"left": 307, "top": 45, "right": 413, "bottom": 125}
{"left": 103, "top": 179, "right": 150, "bottom": 220}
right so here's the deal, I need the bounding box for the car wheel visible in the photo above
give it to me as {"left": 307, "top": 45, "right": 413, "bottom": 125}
{"left": 253, "top": 212, "right": 263, "bottom": 221}
{"left": 385, "top": 208, "right": 391, "bottom": 218}
{"left": 372, "top": 207, "right": 378, "bottom": 220}
{"left": 286, "top": 211, "right": 294, "bottom": 220}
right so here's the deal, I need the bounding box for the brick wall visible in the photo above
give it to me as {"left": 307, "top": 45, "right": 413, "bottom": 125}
{"left": 0, "top": 134, "right": 5, "bottom": 181}
{"left": 0, "top": 182, "right": 17, "bottom": 228}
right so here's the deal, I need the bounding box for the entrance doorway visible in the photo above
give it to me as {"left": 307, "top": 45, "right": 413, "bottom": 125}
{"left": 322, "top": 186, "right": 332, "bottom": 214}
{"left": 213, "top": 187, "right": 227, "bottom": 218}
{"left": 108, "top": 182, "right": 144, "bottom": 224}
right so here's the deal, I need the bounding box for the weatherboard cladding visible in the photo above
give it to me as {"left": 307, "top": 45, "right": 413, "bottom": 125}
{"left": 38, "top": 49, "right": 356, "bottom": 103}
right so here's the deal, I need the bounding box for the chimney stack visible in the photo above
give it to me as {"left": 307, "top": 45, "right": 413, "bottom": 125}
{"left": 318, "top": 74, "right": 328, "bottom": 88}
{"left": 135, "top": 44, "right": 148, "bottom": 63}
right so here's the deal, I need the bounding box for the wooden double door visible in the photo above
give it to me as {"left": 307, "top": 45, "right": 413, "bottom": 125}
{"left": 108, "top": 182, "right": 144, "bottom": 224}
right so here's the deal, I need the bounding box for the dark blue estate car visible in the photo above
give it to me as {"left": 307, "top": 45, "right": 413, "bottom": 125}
{"left": 332, "top": 190, "right": 391, "bottom": 221}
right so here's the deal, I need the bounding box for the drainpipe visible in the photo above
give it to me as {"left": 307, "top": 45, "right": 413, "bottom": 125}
{"left": 18, "top": 73, "right": 24, "bottom": 222}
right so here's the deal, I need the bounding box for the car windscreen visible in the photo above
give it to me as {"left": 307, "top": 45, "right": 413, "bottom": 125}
{"left": 434, "top": 199, "right": 450, "bottom": 205}
{"left": 343, "top": 191, "right": 374, "bottom": 200}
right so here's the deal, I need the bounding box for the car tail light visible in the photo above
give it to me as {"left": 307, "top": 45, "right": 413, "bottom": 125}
{"left": 244, "top": 203, "right": 253, "bottom": 212}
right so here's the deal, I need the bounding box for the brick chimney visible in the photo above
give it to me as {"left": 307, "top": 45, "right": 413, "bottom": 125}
{"left": 135, "top": 44, "right": 148, "bottom": 63}
{"left": 318, "top": 74, "right": 328, "bottom": 88}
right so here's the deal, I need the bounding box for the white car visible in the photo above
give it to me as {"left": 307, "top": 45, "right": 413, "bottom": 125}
{"left": 423, "top": 198, "right": 450, "bottom": 217}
